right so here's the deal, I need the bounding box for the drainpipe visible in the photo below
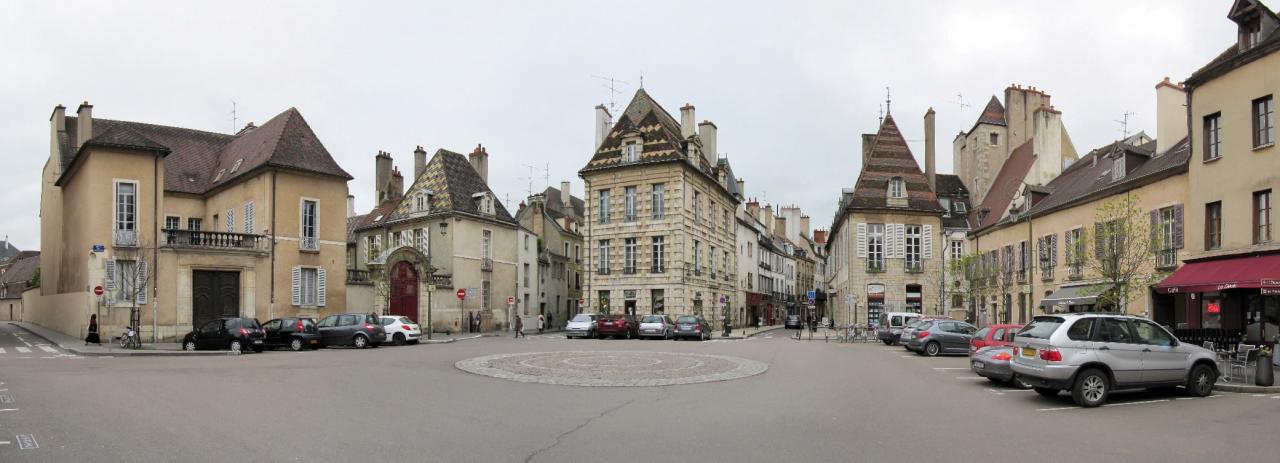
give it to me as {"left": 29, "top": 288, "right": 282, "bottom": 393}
{"left": 152, "top": 151, "right": 159, "bottom": 343}
{"left": 1027, "top": 214, "right": 1034, "bottom": 324}
{"left": 270, "top": 169, "right": 277, "bottom": 320}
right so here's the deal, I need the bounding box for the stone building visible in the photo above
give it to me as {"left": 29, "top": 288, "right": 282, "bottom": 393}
{"left": 350, "top": 145, "right": 519, "bottom": 333}
{"left": 32, "top": 104, "right": 352, "bottom": 341}
{"left": 0, "top": 251, "right": 39, "bottom": 321}
{"left": 579, "top": 89, "right": 740, "bottom": 318}
{"left": 515, "top": 181, "right": 585, "bottom": 329}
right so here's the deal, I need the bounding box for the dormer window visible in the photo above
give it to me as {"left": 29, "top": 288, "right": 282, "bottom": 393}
{"left": 213, "top": 169, "right": 226, "bottom": 182}
{"left": 1242, "top": 18, "right": 1262, "bottom": 50}
{"left": 415, "top": 194, "right": 428, "bottom": 212}
{"left": 889, "top": 177, "right": 905, "bottom": 198}
{"left": 475, "top": 192, "right": 495, "bottom": 216}
{"left": 1112, "top": 156, "right": 1126, "bottom": 182}
{"left": 230, "top": 158, "right": 243, "bottom": 173}
{"left": 955, "top": 202, "right": 967, "bottom": 213}
{"left": 623, "top": 141, "right": 641, "bottom": 162}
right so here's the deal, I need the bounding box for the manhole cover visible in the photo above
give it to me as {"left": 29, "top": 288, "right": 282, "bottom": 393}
{"left": 456, "top": 351, "right": 767, "bottom": 387}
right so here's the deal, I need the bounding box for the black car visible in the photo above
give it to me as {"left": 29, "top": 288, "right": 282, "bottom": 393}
{"left": 784, "top": 315, "right": 803, "bottom": 329}
{"left": 673, "top": 315, "right": 712, "bottom": 341}
{"left": 316, "top": 313, "right": 385, "bottom": 348}
{"left": 182, "top": 318, "right": 266, "bottom": 353}
{"left": 262, "top": 317, "right": 322, "bottom": 351}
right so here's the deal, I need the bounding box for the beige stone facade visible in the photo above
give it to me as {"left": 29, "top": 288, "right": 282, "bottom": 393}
{"left": 515, "top": 182, "right": 585, "bottom": 326}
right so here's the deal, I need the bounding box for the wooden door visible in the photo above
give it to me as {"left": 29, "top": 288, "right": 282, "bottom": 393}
{"left": 389, "top": 262, "right": 419, "bottom": 322}
{"left": 193, "top": 271, "right": 240, "bottom": 329}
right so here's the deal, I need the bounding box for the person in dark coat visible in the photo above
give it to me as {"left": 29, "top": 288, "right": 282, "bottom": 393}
{"left": 515, "top": 316, "right": 525, "bottom": 338}
{"left": 85, "top": 314, "right": 101, "bottom": 345}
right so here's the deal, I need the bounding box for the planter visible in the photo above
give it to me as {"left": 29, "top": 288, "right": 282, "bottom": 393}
{"left": 1257, "top": 355, "right": 1275, "bottom": 387}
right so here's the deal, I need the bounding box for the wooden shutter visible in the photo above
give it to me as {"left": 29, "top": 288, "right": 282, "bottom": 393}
{"left": 856, "top": 223, "right": 867, "bottom": 258}
{"left": 104, "top": 259, "right": 117, "bottom": 290}
{"left": 1094, "top": 223, "right": 1105, "bottom": 259}
{"left": 1173, "top": 204, "right": 1184, "bottom": 249}
{"left": 922, "top": 225, "right": 933, "bottom": 259}
{"left": 135, "top": 260, "right": 148, "bottom": 305}
{"left": 316, "top": 267, "right": 327, "bottom": 307}
{"left": 1150, "top": 210, "right": 1159, "bottom": 249}
{"left": 244, "top": 201, "right": 255, "bottom": 234}
{"left": 894, "top": 224, "right": 904, "bottom": 258}
{"left": 291, "top": 266, "right": 301, "bottom": 306}
{"left": 1050, "top": 234, "right": 1058, "bottom": 267}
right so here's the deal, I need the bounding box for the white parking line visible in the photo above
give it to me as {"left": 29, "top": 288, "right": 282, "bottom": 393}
{"left": 0, "top": 347, "right": 5, "bottom": 354}
{"left": 14, "top": 347, "right": 30, "bottom": 353}
{"left": 0, "top": 408, "right": 18, "bottom": 412}
{"left": 932, "top": 367, "right": 969, "bottom": 370}
{"left": 37, "top": 346, "right": 57, "bottom": 353}
{"left": 1036, "top": 399, "right": 1173, "bottom": 412}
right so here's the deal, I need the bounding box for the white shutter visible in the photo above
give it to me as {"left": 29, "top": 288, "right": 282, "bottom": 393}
{"left": 135, "top": 260, "right": 148, "bottom": 305}
{"left": 104, "top": 259, "right": 117, "bottom": 290}
{"left": 891, "top": 224, "right": 902, "bottom": 258}
{"left": 291, "top": 266, "right": 301, "bottom": 306}
{"left": 226, "top": 208, "right": 235, "bottom": 233}
{"left": 244, "top": 201, "right": 254, "bottom": 234}
{"left": 316, "top": 267, "right": 327, "bottom": 307}
{"left": 923, "top": 225, "right": 933, "bottom": 260}
{"left": 856, "top": 223, "right": 867, "bottom": 258}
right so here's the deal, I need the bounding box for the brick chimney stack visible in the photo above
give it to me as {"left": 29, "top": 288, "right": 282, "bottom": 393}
{"left": 469, "top": 144, "right": 488, "bottom": 184}
{"left": 414, "top": 145, "right": 427, "bottom": 180}
{"left": 76, "top": 101, "right": 93, "bottom": 150}
{"left": 374, "top": 150, "right": 393, "bottom": 202}
{"left": 680, "top": 104, "right": 696, "bottom": 139}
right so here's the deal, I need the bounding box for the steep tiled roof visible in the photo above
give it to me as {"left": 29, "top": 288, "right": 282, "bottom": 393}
{"left": 846, "top": 115, "right": 944, "bottom": 213}
{"left": 0, "top": 253, "right": 39, "bottom": 298}
{"left": 970, "top": 139, "right": 1036, "bottom": 230}
{"left": 976, "top": 96, "right": 1007, "bottom": 126}
{"left": 581, "top": 88, "right": 689, "bottom": 173}
{"left": 1187, "top": 1, "right": 1280, "bottom": 86}
{"left": 356, "top": 149, "right": 516, "bottom": 231}
{"left": 351, "top": 199, "right": 401, "bottom": 231}
{"left": 60, "top": 108, "right": 351, "bottom": 194}
{"left": 542, "top": 186, "right": 584, "bottom": 221}
{"left": 1024, "top": 137, "right": 1189, "bottom": 217}
{"left": 346, "top": 214, "right": 367, "bottom": 244}
{"left": 0, "top": 241, "right": 20, "bottom": 262}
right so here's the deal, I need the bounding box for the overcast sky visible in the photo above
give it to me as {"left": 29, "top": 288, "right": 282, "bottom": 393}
{"left": 1, "top": 1, "right": 1244, "bottom": 249}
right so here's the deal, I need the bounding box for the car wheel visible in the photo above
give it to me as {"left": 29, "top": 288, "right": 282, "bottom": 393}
{"left": 183, "top": 340, "right": 197, "bottom": 351}
{"left": 1033, "top": 387, "right": 1058, "bottom": 397}
{"left": 924, "top": 342, "right": 940, "bottom": 357}
{"left": 229, "top": 340, "right": 242, "bottom": 352}
{"left": 1071, "top": 369, "right": 1109, "bottom": 408}
{"left": 393, "top": 333, "right": 406, "bottom": 346}
{"left": 882, "top": 339, "right": 893, "bottom": 345}
{"left": 289, "top": 338, "right": 304, "bottom": 351}
{"left": 353, "top": 334, "right": 369, "bottom": 349}
{"left": 1186, "top": 364, "right": 1216, "bottom": 397}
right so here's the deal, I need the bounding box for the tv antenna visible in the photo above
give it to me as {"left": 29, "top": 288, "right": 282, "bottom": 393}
{"left": 592, "top": 76, "right": 630, "bottom": 115}
{"left": 953, "top": 93, "right": 971, "bottom": 111}
{"left": 884, "top": 86, "right": 892, "bottom": 115}
{"left": 521, "top": 163, "right": 550, "bottom": 198}
{"left": 1115, "top": 110, "right": 1135, "bottom": 140}
{"left": 229, "top": 100, "right": 238, "bottom": 133}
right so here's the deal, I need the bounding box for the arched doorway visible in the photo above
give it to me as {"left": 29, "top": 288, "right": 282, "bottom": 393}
{"left": 390, "top": 261, "right": 419, "bottom": 322}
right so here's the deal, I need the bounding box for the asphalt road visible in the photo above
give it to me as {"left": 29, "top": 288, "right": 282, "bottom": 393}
{"left": 0, "top": 325, "right": 1277, "bottom": 462}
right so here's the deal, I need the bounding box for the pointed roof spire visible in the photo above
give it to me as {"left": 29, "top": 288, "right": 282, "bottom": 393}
{"left": 977, "top": 95, "right": 1007, "bottom": 126}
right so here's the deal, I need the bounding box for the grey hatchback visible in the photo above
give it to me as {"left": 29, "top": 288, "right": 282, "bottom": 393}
{"left": 1010, "top": 314, "right": 1219, "bottom": 408}
{"left": 906, "top": 320, "right": 977, "bottom": 356}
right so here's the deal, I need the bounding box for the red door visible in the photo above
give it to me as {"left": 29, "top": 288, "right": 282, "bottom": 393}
{"left": 390, "top": 262, "right": 419, "bottom": 322}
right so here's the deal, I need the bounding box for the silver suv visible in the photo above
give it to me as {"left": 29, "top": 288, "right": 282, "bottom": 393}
{"left": 1010, "top": 314, "right": 1218, "bottom": 408}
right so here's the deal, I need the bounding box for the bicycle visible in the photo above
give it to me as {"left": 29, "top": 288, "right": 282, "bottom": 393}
{"left": 118, "top": 325, "right": 141, "bottom": 349}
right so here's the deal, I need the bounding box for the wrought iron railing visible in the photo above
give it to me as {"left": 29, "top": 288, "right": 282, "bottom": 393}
{"left": 1040, "top": 267, "right": 1055, "bottom": 281}
{"left": 300, "top": 236, "right": 318, "bottom": 251}
{"left": 1156, "top": 248, "right": 1178, "bottom": 270}
{"left": 1068, "top": 264, "right": 1083, "bottom": 280}
{"left": 162, "top": 229, "right": 264, "bottom": 251}
{"left": 114, "top": 229, "right": 138, "bottom": 247}
{"left": 866, "top": 261, "right": 885, "bottom": 273}
{"left": 481, "top": 257, "right": 493, "bottom": 272}
{"left": 905, "top": 262, "right": 922, "bottom": 273}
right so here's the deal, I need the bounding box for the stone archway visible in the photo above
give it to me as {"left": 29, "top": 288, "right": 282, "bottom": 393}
{"left": 389, "top": 261, "right": 419, "bottom": 322}
{"left": 371, "top": 245, "right": 432, "bottom": 324}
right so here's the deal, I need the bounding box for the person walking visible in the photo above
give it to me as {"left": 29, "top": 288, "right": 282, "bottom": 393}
{"left": 84, "top": 313, "right": 101, "bottom": 345}
{"left": 514, "top": 315, "right": 525, "bottom": 338}
{"left": 537, "top": 313, "right": 545, "bottom": 334}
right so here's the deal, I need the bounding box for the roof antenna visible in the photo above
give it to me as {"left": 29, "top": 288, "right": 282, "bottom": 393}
{"left": 521, "top": 163, "right": 549, "bottom": 199}
{"left": 878, "top": 104, "right": 884, "bottom": 126}
{"left": 229, "top": 100, "right": 238, "bottom": 134}
{"left": 639, "top": 72, "right": 644, "bottom": 89}
{"left": 953, "top": 93, "right": 971, "bottom": 111}
{"left": 1115, "top": 110, "right": 1135, "bottom": 140}
{"left": 884, "top": 86, "right": 892, "bottom": 116}
{"left": 591, "top": 75, "right": 630, "bottom": 115}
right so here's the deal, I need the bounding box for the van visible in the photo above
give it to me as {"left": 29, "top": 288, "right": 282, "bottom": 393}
{"left": 876, "top": 312, "right": 921, "bottom": 345}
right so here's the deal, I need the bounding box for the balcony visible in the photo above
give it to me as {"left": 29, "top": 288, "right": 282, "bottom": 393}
{"left": 481, "top": 257, "right": 493, "bottom": 272}
{"left": 347, "top": 269, "right": 371, "bottom": 284}
{"left": 1016, "top": 270, "right": 1027, "bottom": 283}
{"left": 1040, "top": 267, "right": 1055, "bottom": 281}
{"left": 114, "top": 229, "right": 138, "bottom": 247}
{"left": 300, "top": 236, "right": 318, "bottom": 251}
{"left": 162, "top": 229, "right": 265, "bottom": 252}
{"left": 1068, "top": 264, "right": 1083, "bottom": 280}
{"left": 1156, "top": 249, "right": 1178, "bottom": 270}
{"left": 866, "top": 261, "right": 885, "bottom": 273}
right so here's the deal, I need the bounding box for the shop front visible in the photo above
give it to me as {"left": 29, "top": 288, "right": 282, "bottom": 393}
{"left": 1154, "top": 252, "right": 1280, "bottom": 347}
{"left": 866, "top": 284, "right": 885, "bottom": 328}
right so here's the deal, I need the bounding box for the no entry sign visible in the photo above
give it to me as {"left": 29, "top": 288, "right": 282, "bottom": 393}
{"left": 456, "top": 288, "right": 466, "bottom": 300}
{"left": 94, "top": 285, "right": 104, "bottom": 296}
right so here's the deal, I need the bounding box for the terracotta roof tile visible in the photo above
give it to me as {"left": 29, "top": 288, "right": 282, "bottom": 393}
{"left": 970, "top": 139, "right": 1036, "bottom": 230}
{"left": 845, "top": 115, "right": 943, "bottom": 213}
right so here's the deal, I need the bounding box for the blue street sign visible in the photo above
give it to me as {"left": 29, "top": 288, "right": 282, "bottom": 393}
{"left": 807, "top": 290, "right": 816, "bottom": 300}
{"left": 91, "top": 244, "right": 105, "bottom": 253}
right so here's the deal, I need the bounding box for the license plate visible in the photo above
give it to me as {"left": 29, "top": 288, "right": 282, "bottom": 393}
{"left": 309, "top": 339, "right": 318, "bottom": 344}
{"left": 1022, "top": 347, "right": 1036, "bottom": 357}
{"left": 253, "top": 340, "right": 263, "bottom": 344}
{"left": 972, "top": 361, "right": 985, "bottom": 370}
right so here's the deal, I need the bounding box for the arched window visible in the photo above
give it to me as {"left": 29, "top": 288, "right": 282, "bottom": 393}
{"left": 889, "top": 177, "right": 905, "bottom": 198}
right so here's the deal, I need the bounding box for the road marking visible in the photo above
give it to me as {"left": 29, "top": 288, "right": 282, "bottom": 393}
{"left": 14, "top": 347, "right": 30, "bottom": 353}
{"left": 1036, "top": 406, "right": 1079, "bottom": 412}
{"left": 932, "top": 367, "right": 969, "bottom": 370}
{"left": 0, "top": 440, "right": 9, "bottom": 445}
{"left": 0, "top": 393, "right": 13, "bottom": 404}
{"left": 0, "top": 408, "right": 17, "bottom": 412}
{"left": 16, "top": 434, "right": 37, "bottom": 450}
{"left": 985, "top": 388, "right": 1006, "bottom": 395}
{"left": 0, "top": 347, "right": 5, "bottom": 354}
{"left": 1104, "top": 399, "right": 1171, "bottom": 407}
{"left": 37, "top": 346, "right": 57, "bottom": 353}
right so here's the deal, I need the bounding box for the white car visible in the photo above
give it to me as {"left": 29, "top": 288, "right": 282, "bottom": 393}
{"left": 565, "top": 313, "right": 599, "bottom": 339}
{"left": 379, "top": 316, "right": 422, "bottom": 346}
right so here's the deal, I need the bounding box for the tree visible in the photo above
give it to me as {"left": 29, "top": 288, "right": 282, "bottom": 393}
{"left": 106, "top": 236, "right": 154, "bottom": 345}
{"left": 1082, "top": 194, "right": 1165, "bottom": 314}
{"left": 950, "top": 252, "right": 986, "bottom": 324}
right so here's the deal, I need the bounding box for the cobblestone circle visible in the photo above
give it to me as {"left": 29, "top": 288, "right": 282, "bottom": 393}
{"left": 455, "top": 351, "right": 768, "bottom": 387}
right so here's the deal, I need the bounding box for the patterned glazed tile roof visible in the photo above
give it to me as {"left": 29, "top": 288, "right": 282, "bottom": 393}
{"left": 581, "top": 88, "right": 689, "bottom": 173}
{"left": 356, "top": 148, "right": 516, "bottom": 231}
{"left": 845, "top": 114, "right": 944, "bottom": 213}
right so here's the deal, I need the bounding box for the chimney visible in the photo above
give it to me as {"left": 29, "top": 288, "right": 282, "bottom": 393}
{"left": 389, "top": 168, "right": 404, "bottom": 201}
{"left": 1154, "top": 77, "right": 1188, "bottom": 154}
{"left": 924, "top": 107, "right": 937, "bottom": 193}
{"left": 76, "top": 101, "right": 93, "bottom": 150}
{"left": 861, "top": 133, "right": 876, "bottom": 167}
{"left": 50, "top": 105, "right": 66, "bottom": 133}
{"left": 813, "top": 229, "right": 828, "bottom": 244}
{"left": 680, "top": 104, "right": 696, "bottom": 139}
{"left": 800, "top": 215, "right": 811, "bottom": 238}
{"left": 414, "top": 145, "right": 427, "bottom": 180}
{"left": 560, "top": 181, "right": 571, "bottom": 206}
{"left": 736, "top": 178, "right": 745, "bottom": 199}
{"left": 775, "top": 216, "right": 787, "bottom": 238}
{"left": 594, "top": 104, "right": 613, "bottom": 150}
{"left": 347, "top": 194, "right": 356, "bottom": 218}
{"left": 374, "top": 151, "right": 393, "bottom": 203}
{"left": 698, "top": 120, "right": 718, "bottom": 166}
{"left": 761, "top": 205, "right": 775, "bottom": 234}
{"left": 469, "top": 144, "right": 489, "bottom": 184}
{"left": 746, "top": 200, "right": 760, "bottom": 218}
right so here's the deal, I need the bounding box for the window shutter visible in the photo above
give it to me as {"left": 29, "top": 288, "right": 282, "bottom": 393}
{"left": 1050, "top": 234, "right": 1058, "bottom": 267}
{"left": 135, "top": 260, "right": 148, "bottom": 304}
{"left": 856, "top": 223, "right": 867, "bottom": 258}
{"left": 1094, "top": 223, "right": 1105, "bottom": 259}
{"left": 291, "top": 266, "right": 301, "bottom": 306}
{"left": 104, "top": 259, "right": 117, "bottom": 290}
{"left": 226, "top": 208, "right": 235, "bottom": 233}
{"left": 244, "top": 202, "right": 254, "bottom": 234}
{"left": 896, "top": 224, "right": 906, "bottom": 258}
{"left": 1150, "top": 210, "right": 1159, "bottom": 249}
{"left": 317, "top": 267, "right": 327, "bottom": 307}
{"left": 922, "top": 225, "right": 933, "bottom": 259}
{"left": 1173, "top": 204, "right": 1184, "bottom": 249}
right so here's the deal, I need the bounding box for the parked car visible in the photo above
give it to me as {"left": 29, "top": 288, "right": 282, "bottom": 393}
{"left": 906, "top": 319, "right": 977, "bottom": 356}
{"left": 182, "top": 318, "right": 266, "bottom": 353}
{"left": 596, "top": 314, "right": 639, "bottom": 339}
{"left": 898, "top": 315, "right": 953, "bottom": 348}
{"left": 674, "top": 315, "right": 712, "bottom": 341}
{"left": 262, "top": 317, "right": 321, "bottom": 351}
{"left": 876, "top": 312, "right": 921, "bottom": 345}
{"left": 970, "top": 323, "right": 1023, "bottom": 355}
{"left": 316, "top": 313, "right": 385, "bottom": 348}
{"left": 566, "top": 314, "right": 600, "bottom": 339}
{"left": 380, "top": 315, "right": 422, "bottom": 346}
{"left": 638, "top": 314, "right": 675, "bottom": 340}
{"left": 1010, "top": 314, "right": 1219, "bottom": 408}
{"left": 784, "top": 315, "right": 804, "bottom": 329}
{"left": 971, "top": 345, "right": 1030, "bottom": 388}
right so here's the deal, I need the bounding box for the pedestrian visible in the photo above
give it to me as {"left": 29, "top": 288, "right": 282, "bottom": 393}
{"left": 547, "top": 312, "right": 554, "bottom": 330}
{"left": 514, "top": 315, "right": 525, "bottom": 338}
{"left": 84, "top": 313, "right": 101, "bottom": 345}
{"left": 537, "top": 313, "right": 545, "bottom": 334}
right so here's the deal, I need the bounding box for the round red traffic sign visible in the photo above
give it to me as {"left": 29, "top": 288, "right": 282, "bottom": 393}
{"left": 93, "top": 285, "right": 104, "bottom": 296}
{"left": 457, "top": 288, "right": 467, "bottom": 300}
{"left": 507, "top": 296, "right": 515, "bottom": 304}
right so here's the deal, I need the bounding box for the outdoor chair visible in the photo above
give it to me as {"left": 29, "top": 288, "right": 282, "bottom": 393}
{"left": 1203, "top": 341, "right": 1215, "bottom": 352}
{"left": 1227, "top": 348, "right": 1259, "bottom": 384}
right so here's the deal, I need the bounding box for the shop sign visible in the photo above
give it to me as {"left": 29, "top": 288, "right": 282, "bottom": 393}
{"left": 1263, "top": 288, "right": 1280, "bottom": 295}
{"left": 1216, "top": 283, "right": 1238, "bottom": 291}
{"left": 867, "top": 284, "right": 885, "bottom": 295}
{"left": 1207, "top": 302, "right": 1221, "bottom": 314}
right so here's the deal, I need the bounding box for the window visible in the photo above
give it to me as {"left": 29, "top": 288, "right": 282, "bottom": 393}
{"left": 368, "top": 236, "right": 381, "bottom": 262}
{"left": 693, "top": 191, "right": 702, "bottom": 223}
{"left": 939, "top": 198, "right": 952, "bottom": 216}
{"left": 747, "top": 242, "right": 753, "bottom": 258}
{"left": 651, "top": 236, "right": 665, "bottom": 272}
{"left": 226, "top": 208, "right": 235, "bottom": 233}
{"left": 298, "top": 267, "right": 318, "bottom": 306}
{"left": 889, "top": 177, "right": 904, "bottom": 198}
{"left": 1111, "top": 156, "right": 1125, "bottom": 181}
{"left": 300, "top": 199, "right": 318, "bottom": 251}
{"left": 164, "top": 216, "right": 180, "bottom": 230}
{"left": 623, "top": 141, "right": 641, "bottom": 162}
{"left": 904, "top": 225, "right": 921, "bottom": 270}
{"left": 564, "top": 242, "right": 569, "bottom": 256}
{"left": 114, "top": 182, "right": 137, "bottom": 245}
{"left": 867, "top": 224, "right": 885, "bottom": 271}
{"left": 523, "top": 263, "right": 530, "bottom": 287}
{"left": 597, "top": 190, "right": 610, "bottom": 223}
{"left": 1095, "top": 318, "right": 1134, "bottom": 343}
{"left": 188, "top": 218, "right": 202, "bottom": 231}
{"left": 950, "top": 240, "right": 963, "bottom": 261}
{"left": 624, "top": 186, "right": 637, "bottom": 221}
{"left": 1066, "top": 318, "right": 1095, "bottom": 341}
{"left": 710, "top": 246, "right": 717, "bottom": 277}
{"left": 597, "top": 240, "right": 610, "bottom": 274}
{"left": 415, "top": 194, "right": 428, "bottom": 212}
{"left": 694, "top": 240, "right": 702, "bottom": 275}
{"left": 244, "top": 201, "right": 256, "bottom": 234}
{"left": 1243, "top": 19, "right": 1262, "bottom": 49}
{"left": 955, "top": 202, "right": 967, "bottom": 213}
{"left": 523, "top": 234, "right": 529, "bottom": 251}
{"left": 416, "top": 229, "right": 427, "bottom": 254}
{"left": 723, "top": 209, "right": 729, "bottom": 232}
{"left": 1133, "top": 319, "right": 1174, "bottom": 347}
{"left": 651, "top": 183, "right": 665, "bottom": 219}
{"left": 597, "top": 290, "right": 610, "bottom": 312}
{"left": 624, "top": 238, "right": 637, "bottom": 274}
{"left": 482, "top": 230, "right": 492, "bottom": 260}
{"left": 1206, "top": 201, "right": 1222, "bottom": 250}
{"left": 989, "top": 133, "right": 999, "bottom": 145}
{"left": 114, "top": 260, "right": 137, "bottom": 303}
{"left": 722, "top": 251, "right": 729, "bottom": 279}
{"left": 1255, "top": 190, "right": 1272, "bottom": 244}
{"left": 1204, "top": 113, "right": 1222, "bottom": 160}
{"left": 1159, "top": 206, "right": 1176, "bottom": 255}
{"left": 651, "top": 289, "right": 664, "bottom": 314}
{"left": 1254, "top": 95, "right": 1274, "bottom": 148}
{"left": 482, "top": 280, "right": 491, "bottom": 309}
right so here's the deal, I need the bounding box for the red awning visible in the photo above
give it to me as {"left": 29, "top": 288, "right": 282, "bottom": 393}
{"left": 1155, "top": 252, "right": 1280, "bottom": 294}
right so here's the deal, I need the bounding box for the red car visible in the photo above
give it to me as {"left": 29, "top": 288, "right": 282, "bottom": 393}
{"left": 595, "top": 314, "right": 639, "bottom": 339}
{"left": 969, "top": 323, "right": 1023, "bottom": 354}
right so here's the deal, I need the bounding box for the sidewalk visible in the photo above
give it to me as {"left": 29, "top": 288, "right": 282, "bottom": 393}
{"left": 719, "top": 324, "right": 786, "bottom": 340}
{"left": 9, "top": 322, "right": 227, "bottom": 357}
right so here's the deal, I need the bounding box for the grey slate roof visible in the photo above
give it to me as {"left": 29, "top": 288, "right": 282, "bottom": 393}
{"left": 1024, "top": 137, "right": 1190, "bottom": 217}
{"left": 0, "top": 253, "right": 39, "bottom": 298}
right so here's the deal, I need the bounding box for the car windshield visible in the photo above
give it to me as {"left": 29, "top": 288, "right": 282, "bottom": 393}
{"left": 641, "top": 315, "right": 665, "bottom": 323}
{"left": 904, "top": 319, "right": 924, "bottom": 329}
{"left": 974, "top": 327, "right": 990, "bottom": 340}
{"left": 676, "top": 316, "right": 698, "bottom": 323}
{"left": 398, "top": 317, "right": 414, "bottom": 324}
{"left": 571, "top": 314, "right": 595, "bottom": 323}
{"left": 1019, "top": 317, "right": 1066, "bottom": 339}
{"left": 240, "top": 319, "right": 261, "bottom": 329}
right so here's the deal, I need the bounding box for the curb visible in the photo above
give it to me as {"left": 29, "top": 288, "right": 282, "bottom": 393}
{"left": 1215, "top": 383, "right": 1280, "bottom": 394}
{"left": 9, "top": 322, "right": 227, "bottom": 357}
{"left": 718, "top": 326, "right": 786, "bottom": 340}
